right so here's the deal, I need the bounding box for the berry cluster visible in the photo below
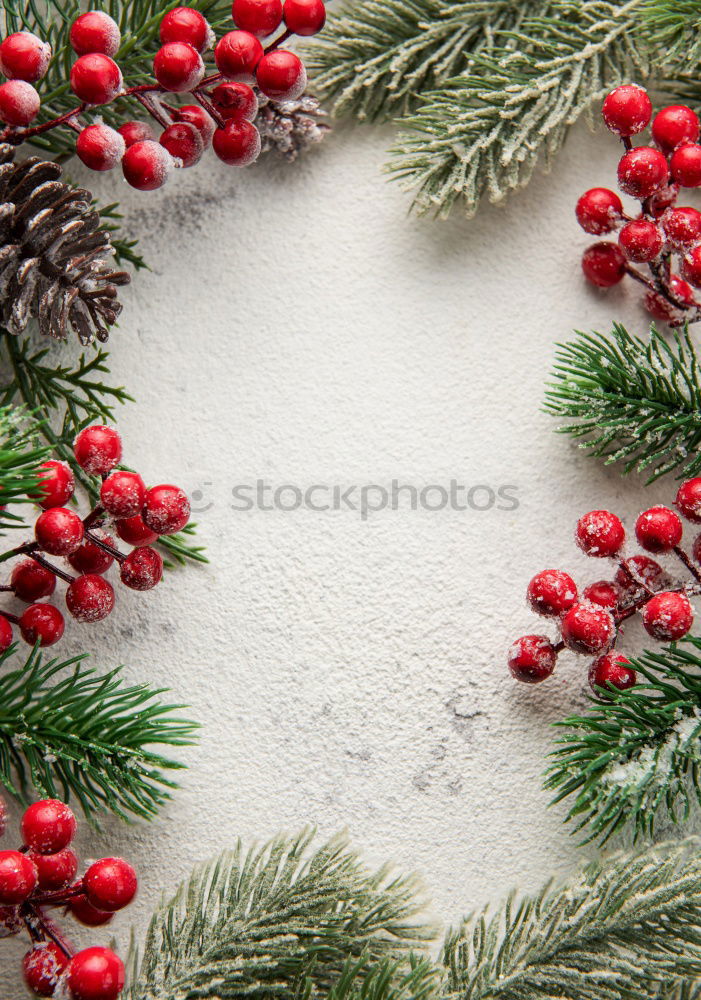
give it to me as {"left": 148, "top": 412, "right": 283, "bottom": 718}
{"left": 508, "top": 478, "right": 701, "bottom": 695}
{"left": 0, "top": 0, "right": 326, "bottom": 189}
{"left": 577, "top": 84, "right": 701, "bottom": 325}
{"left": 0, "top": 424, "right": 190, "bottom": 649}
{"left": 0, "top": 797, "right": 135, "bottom": 999}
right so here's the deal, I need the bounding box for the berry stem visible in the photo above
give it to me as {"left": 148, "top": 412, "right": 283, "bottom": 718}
{"left": 24, "top": 903, "right": 75, "bottom": 959}
{"left": 133, "top": 91, "right": 171, "bottom": 130}
{"left": 617, "top": 558, "right": 656, "bottom": 598}
{"left": 1, "top": 610, "right": 20, "bottom": 624}
{"left": 674, "top": 544, "right": 701, "bottom": 584}
{"left": 85, "top": 528, "right": 125, "bottom": 564}
{"left": 31, "top": 884, "right": 85, "bottom": 907}
{"left": 29, "top": 551, "right": 75, "bottom": 585}
{"left": 192, "top": 88, "right": 226, "bottom": 128}
{"left": 264, "top": 27, "right": 293, "bottom": 52}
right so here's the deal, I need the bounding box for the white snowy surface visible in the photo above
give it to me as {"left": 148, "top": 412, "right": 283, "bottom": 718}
{"left": 2, "top": 118, "right": 694, "bottom": 987}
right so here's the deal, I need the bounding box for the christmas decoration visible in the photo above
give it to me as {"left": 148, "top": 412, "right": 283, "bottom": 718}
{"left": 256, "top": 90, "right": 328, "bottom": 160}
{"left": 0, "top": 796, "right": 134, "bottom": 999}
{"left": 545, "top": 323, "right": 701, "bottom": 483}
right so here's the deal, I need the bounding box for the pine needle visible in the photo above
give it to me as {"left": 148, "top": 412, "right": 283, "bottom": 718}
{"left": 0, "top": 404, "right": 50, "bottom": 533}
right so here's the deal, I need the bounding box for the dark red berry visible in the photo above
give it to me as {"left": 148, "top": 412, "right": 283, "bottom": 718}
{"left": 142, "top": 484, "right": 190, "bottom": 534}
{"left": 19, "top": 603, "right": 64, "bottom": 647}
{"left": 84, "top": 857, "right": 137, "bottom": 911}
{"left": 74, "top": 425, "right": 122, "bottom": 476}
{"left": 232, "top": 0, "right": 283, "bottom": 36}
{"left": 122, "top": 139, "right": 173, "bottom": 190}
{"left": 211, "top": 81, "right": 258, "bottom": 121}
{"left": 11, "top": 559, "right": 55, "bottom": 602}
{"left": 676, "top": 478, "right": 701, "bottom": 523}
{"left": 526, "top": 569, "right": 577, "bottom": 617}
{"left": 68, "top": 947, "right": 125, "bottom": 1000}
{"left": 618, "top": 218, "right": 662, "bottom": 262}
{"left": 119, "top": 546, "right": 163, "bottom": 591}
{"left": 160, "top": 7, "right": 212, "bottom": 51}
{"left": 561, "top": 602, "right": 616, "bottom": 655}
{"left": 69, "top": 895, "right": 114, "bottom": 926}
{"left": 582, "top": 580, "right": 620, "bottom": 610}
{"left": 35, "top": 507, "right": 84, "bottom": 556}
{"left": 27, "top": 847, "right": 78, "bottom": 890}
{"left": 30, "top": 459, "right": 74, "bottom": 509}
{"left": 153, "top": 41, "right": 204, "bottom": 92}
{"left": 76, "top": 123, "right": 125, "bottom": 171}
{"left": 0, "top": 850, "right": 37, "bottom": 903}
{"left": 256, "top": 49, "right": 306, "bottom": 100}
{"left": 115, "top": 513, "right": 158, "bottom": 547}
{"left": 70, "top": 53, "right": 123, "bottom": 104}
{"left": 160, "top": 121, "right": 203, "bottom": 167}
{"left": 283, "top": 0, "right": 325, "bottom": 35}
{"left": 68, "top": 530, "right": 116, "bottom": 575}
{"left": 507, "top": 635, "right": 557, "bottom": 683}
{"left": 575, "top": 187, "right": 623, "bottom": 235}
{"left": 575, "top": 509, "right": 625, "bottom": 557}
{"left": 648, "top": 184, "right": 679, "bottom": 218}
{"left": 0, "top": 31, "right": 51, "bottom": 82}
{"left": 118, "top": 120, "right": 155, "bottom": 147}
{"left": 22, "top": 798, "right": 76, "bottom": 853}
{"left": 682, "top": 245, "right": 701, "bottom": 288}
{"left": 175, "top": 104, "right": 215, "bottom": 145}
{"left": 70, "top": 11, "right": 121, "bottom": 57}
{"left": 652, "top": 105, "right": 700, "bottom": 153}
{"left": 671, "top": 143, "right": 701, "bottom": 187}
{"left": 588, "top": 652, "right": 636, "bottom": 696}
{"left": 215, "top": 29, "right": 263, "bottom": 78}
{"left": 213, "top": 119, "right": 261, "bottom": 165}
{"left": 66, "top": 574, "right": 115, "bottom": 624}
{"left": 617, "top": 147, "right": 669, "bottom": 199}
{"left": 23, "top": 942, "right": 69, "bottom": 997}
{"left": 0, "top": 79, "right": 39, "bottom": 125}
{"left": 644, "top": 274, "right": 696, "bottom": 321}
{"left": 662, "top": 206, "right": 701, "bottom": 248}
{"left": 642, "top": 590, "right": 694, "bottom": 640}
{"left": 615, "top": 554, "right": 668, "bottom": 593}
{"left": 100, "top": 470, "right": 146, "bottom": 518}
{"left": 602, "top": 84, "right": 652, "bottom": 136}
{"left": 635, "top": 505, "right": 683, "bottom": 552}
{"left": 581, "top": 241, "right": 626, "bottom": 287}
{"left": 0, "top": 615, "right": 12, "bottom": 652}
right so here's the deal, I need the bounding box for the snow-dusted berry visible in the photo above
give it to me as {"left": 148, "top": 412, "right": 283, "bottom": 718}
{"left": 232, "top": 0, "right": 283, "bottom": 37}
{"left": 115, "top": 513, "right": 158, "bottom": 547}
{"left": 582, "top": 580, "right": 620, "bottom": 609}
{"left": 175, "top": 104, "right": 215, "bottom": 145}
{"left": 283, "top": 0, "right": 326, "bottom": 35}
{"left": 11, "top": 559, "right": 56, "bottom": 602}
{"left": 256, "top": 49, "right": 306, "bottom": 100}
{"left": 575, "top": 509, "right": 625, "bottom": 557}
{"left": 635, "top": 505, "right": 683, "bottom": 552}
{"left": 588, "top": 652, "right": 636, "bottom": 695}
{"left": 74, "top": 425, "right": 122, "bottom": 475}
{"left": 70, "top": 11, "right": 121, "bottom": 57}
{"left": 581, "top": 242, "right": 626, "bottom": 287}
{"left": 0, "top": 32, "right": 51, "bottom": 82}
{"left": 122, "top": 139, "right": 173, "bottom": 190}
{"left": 160, "top": 7, "right": 213, "bottom": 52}
{"left": 160, "top": 121, "right": 203, "bottom": 167}
{"left": 100, "top": 469, "right": 146, "bottom": 519}
{"left": 575, "top": 187, "right": 623, "bottom": 235}
{"left": 69, "top": 895, "right": 114, "bottom": 926}
{"left": 0, "top": 615, "right": 13, "bottom": 652}
{"left": 212, "top": 118, "right": 261, "bottom": 165}
{"left": 30, "top": 459, "right": 74, "bottom": 509}
{"left": 211, "top": 81, "right": 258, "bottom": 121}
{"left": 662, "top": 206, "right": 701, "bottom": 248}
{"left": 670, "top": 143, "right": 701, "bottom": 187}
{"left": 676, "top": 477, "right": 701, "bottom": 523}
{"left": 0, "top": 850, "right": 37, "bottom": 903}
{"left": 153, "top": 41, "right": 204, "bottom": 92}
{"left": 561, "top": 602, "right": 616, "bottom": 655}
{"left": 67, "top": 947, "right": 125, "bottom": 1000}
{"left": 617, "top": 147, "right": 669, "bottom": 199}
{"left": 142, "top": 484, "right": 190, "bottom": 535}
{"left": 526, "top": 569, "right": 577, "bottom": 617}
{"left": 602, "top": 84, "right": 652, "bottom": 136}
{"left": 644, "top": 274, "right": 696, "bottom": 321}
{"left": 117, "top": 120, "right": 155, "bottom": 147}
{"left": 119, "top": 547, "right": 163, "bottom": 590}
{"left": 508, "top": 635, "right": 557, "bottom": 683}
{"left": 22, "top": 799, "right": 76, "bottom": 854}
{"left": 70, "top": 53, "right": 123, "bottom": 105}
{"left": 618, "top": 219, "right": 662, "bottom": 262}
{"left": 19, "top": 603, "right": 64, "bottom": 647}
{"left": 214, "top": 29, "right": 263, "bottom": 79}
{"left": 76, "top": 123, "right": 125, "bottom": 171}
{"left": 27, "top": 847, "right": 78, "bottom": 890}
{"left": 66, "top": 574, "right": 115, "bottom": 623}
{"left": 35, "top": 507, "right": 84, "bottom": 556}
{"left": 0, "top": 80, "right": 40, "bottom": 125}
{"left": 652, "top": 105, "right": 700, "bottom": 153}
{"left": 84, "top": 857, "right": 137, "bottom": 911}
{"left": 641, "top": 590, "right": 694, "bottom": 641}
{"left": 68, "top": 530, "right": 115, "bottom": 575}
{"left": 615, "top": 554, "right": 668, "bottom": 594}
{"left": 682, "top": 245, "right": 701, "bottom": 288}
{"left": 23, "top": 941, "right": 69, "bottom": 996}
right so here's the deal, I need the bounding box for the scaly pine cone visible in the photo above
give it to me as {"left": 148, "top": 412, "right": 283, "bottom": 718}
{"left": 256, "top": 92, "right": 330, "bottom": 162}
{"left": 0, "top": 144, "right": 129, "bottom": 344}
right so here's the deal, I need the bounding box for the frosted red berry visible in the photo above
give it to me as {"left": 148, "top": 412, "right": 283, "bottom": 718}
{"left": 575, "top": 509, "right": 625, "bottom": 557}
{"left": 256, "top": 49, "right": 306, "bottom": 100}
{"left": 618, "top": 219, "right": 662, "bottom": 262}
{"left": 70, "top": 11, "right": 121, "bottom": 57}
{"left": 645, "top": 274, "right": 696, "bottom": 321}
{"left": 0, "top": 850, "right": 37, "bottom": 903}
{"left": 215, "top": 30, "right": 263, "bottom": 79}
{"left": 142, "top": 483, "right": 190, "bottom": 534}
{"left": 561, "top": 602, "right": 616, "bottom": 655}
{"left": 30, "top": 459, "right": 74, "bottom": 510}
{"left": 232, "top": 0, "right": 283, "bottom": 37}
{"left": 676, "top": 478, "right": 701, "bottom": 523}
{"left": 35, "top": 507, "right": 84, "bottom": 556}
{"left": 68, "top": 530, "right": 115, "bottom": 575}
{"left": 508, "top": 635, "right": 557, "bottom": 683}
{"left": 581, "top": 242, "right": 626, "bottom": 287}
{"left": 0, "top": 615, "right": 12, "bottom": 652}
{"left": 119, "top": 546, "right": 163, "bottom": 591}
{"left": 19, "top": 603, "right": 64, "bottom": 647}
{"left": 652, "top": 105, "right": 700, "bottom": 153}
{"left": 115, "top": 513, "right": 158, "bottom": 547}
{"left": 68, "top": 947, "right": 125, "bottom": 1000}
{"left": 122, "top": 139, "right": 173, "bottom": 190}
{"left": 100, "top": 470, "right": 146, "bottom": 519}
{"left": 118, "top": 120, "right": 155, "bottom": 147}
{"left": 22, "top": 798, "right": 76, "bottom": 854}
{"left": 671, "top": 143, "right": 701, "bottom": 187}
{"left": 175, "top": 105, "right": 215, "bottom": 145}
{"left": 11, "top": 559, "right": 56, "bottom": 602}
{"left": 84, "top": 857, "right": 137, "bottom": 912}
{"left": 0, "top": 79, "right": 39, "bottom": 125}
{"left": 0, "top": 32, "right": 51, "bottom": 82}
{"left": 74, "top": 425, "right": 122, "bottom": 475}
{"left": 588, "top": 652, "right": 636, "bottom": 696}
{"left": 526, "top": 569, "right": 577, "bottom": 617}
{"left": 160, "top": 7, "right": 213, "bottom": 52}
{"left": 617, "top": 147, "right": 669, "bottom": 199}
{"left": 602, "top": 84, "right": 652, "bottom": 136}
{"left": 616, "top": 554, "right": 668, "bottom": 593}
{"left": 160, "top": 121, "right": 204, "bottom": 167}
{"left": 284, "top": 0, "right": 326, "bottom": 35}
{"left": 682, "top": 245, "right": 701, "bottom": 288}
{"left": 642, "top": 590, "right": 694, "bottom": 641}
{"left": 582, "top": 580, "right": 620, "bottom": 609}
{"left": 76, "top": 123, "right": 126, "bottom": 171}
{"left": 575, "top": 187, "right": 623, "bottom": 235}
{"left": 69, "top": 895, "right": 114, "bottom": 926}
{"left": 635, "top": 505, "right": 683, "bottom": 552}
{"left": 648, "top": 184, "right": 679, "bottom": 218}
{"left": 23, "top": 942, "right": 69, "bottom": 997}
{"left": 213, "top": 118, "right": 261, "bottom": 165}
{"left": 153, "top": 41, "right": 204, "bottom": 92}
{"left": 662, "top": 206, "right": 701, "bottom": 248}
{"left": 70, "top": 53, "right": 123, "bottom": 105}
{"left": 212, "top": 81, "right": 258, "bottom": 121}
{"left": 66, "top": 574, "right": 115, "bottom": 624}
{"left": 27, "top": 847, "right": 78, "bottom": 890}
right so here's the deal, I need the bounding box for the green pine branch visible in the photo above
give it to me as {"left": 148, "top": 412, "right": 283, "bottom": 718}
{"left": 546, "top": 636, "right": 701, "bottom": 846}
{"left": 0, "top": 404, "right": 50, "bottom": 533}
{"left": 0, "top": 643, "right": 198, "bottom": 822}
{"left": 95, "top": 200, "right": 148, "bottom": 273}
{"left": 544, "top": 323, "right": 701, "bottom": 484}
{"left": 638, "top": 0, "right": 701, "bottom": 69}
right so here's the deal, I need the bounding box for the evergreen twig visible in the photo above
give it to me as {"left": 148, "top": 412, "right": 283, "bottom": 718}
{"left": 0, "top": 404, "right": 49, "bottom": 533}
{"left": 639, "top": 0, "right": 701, "bottom": 69}
{"left": 544, "top": 323, "right": 701, "bottom": 484}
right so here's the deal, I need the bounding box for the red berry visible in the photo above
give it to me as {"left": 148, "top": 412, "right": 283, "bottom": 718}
{"left": 507, "top": 634, "right": 557, "bottom": 683}
{"left": 617, "top": 147, "right": 669, "bottom": 199}
{"left": 671, "top": 143, "right": 701, "bottom": 187}
{"left": 644, "top": 274, "right": 696, "bottom": 321}
{"left": 68, "top": 947, "right": 125, "bottom": 1000}
{"left": 74, "top": 425, "right": 122, "bottom": 475}
{"left": 652, "top": 105, "right": 700, "bottom": 153}
{"left": 35, "top": 507, "right": 84, "bottom": 556}
{"left": 211, "top": 81, "right": 258, "bottom": 121}
{"left": 256, "top": 49, "right": 306, "bottom": 100}
{"left": 0, "top": 32, "right": 51, "bottom": 82}
{"left": 662, "top": 206, "right": 701, "bottom": 248}
{"left": 160, "top": 7, "right": 213, "bottom": 52}
{"left": 641, "top": 590, "right": 694, "bottom": 641}
{"left": 575, "top": 187, "right": 623, "bottom": 235}
{"left": 232, "top": 0, "right": 283, "bottom": 37}
{"left": 19, "top": 603, "right": 64, "bottom": 647}
{"left": 100, "top": 470, "right": 146, "bottom": 518}
{"left": 22, "top": 798, "right": 76, "bottom": 854}
{"left": 588, "top": 652, "right": 636, "bottom": 696}
{"left": 142, "top": 484, "right": 190, "bottom": 535}
{"left": 70, "top": 53, "right": 123, "bottom": 105}
{"left": 23, "top": 942, "right": 69, "bottom": 997}
{"left": 66, "top": 574, "right": 115, "bottom": 624}
{"left": 117, "top": 120, "right": 154, "bottom": 147}
{"left": 11, "top": 558, "right": 56, "bottom": 602}
{"left": 30, "top": 460, "right": 74, "bottom": 510}
{"left": 582, "top": 580, "right": 621, "bottom": 610}
{"left": 0, "top": 79, "right": 39, "bottom": 125}
{"left": 69, "top": 895, "right": 114, "bottom": 926}
{"left": 84, "top": 857, "right": 137, "bottom": 912}
{"left": 618, "top": 218, "right": 662, "bottom": 262}
{"left": 213, "top": 118, "right": 261, "bottom": 165}
{"left": 27, "top": 847, "right": 78, "bottom": 890}
{"left": 0, "top": 850, "right": 37, "bottom": 903}
{"left": 175, "top": 104, "right": 215, "bottom": 145}
{"left": 119, "top": 546, "right": 163, "bottom": 591}
{"left": 153, "top": 41, "right": 203, "bottom": 92}
{"left": 682, "top": 245, "right": 701, "bottom": 288}
{"left": 215, "top": 30, "right": 263, "bottom": 79}
{"left": 635, "top": 505, "right": 683, "bottom": 552}
{"left": 581, "top": 241, "right": 626, "bottom": 287}
{"left": 283, "top": 0, "right": 325, "bottom": 34}
{"left": 575, "top": 509, "right": 625, "bottom": 557}
{"left": 68, "top": 530, "right": 115, "bottom": 575}
{"left": 70, "top": 12, "right": 121, "bottom": 57}
{"left": 676, "top": 478, "right": 701, "bottom": 523}
{"left": 561, "top": 602, "right": 616, "bottom": 655}
{"left": 526, "top": 569, "right": 577, "bottom": 617}
{"left": 602, "top": 84, "right": 652, "bottom": 137}
{"left": 115, "top": 513, "right": 158, "bottom": 547}
{"left": 76, "top": 123, "right": 125, "bottom": 171}
{"left": 160, "top": 121, "right": 203, "bottom": 167}
{"left": 0, "top": 615, "right": 12, "bottom": 652}
{"left": 122, "top": 139, "right": 173, "bottom": 191}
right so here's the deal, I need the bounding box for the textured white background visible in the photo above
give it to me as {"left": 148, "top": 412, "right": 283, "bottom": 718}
{"left": 1, "top": 118, "right": 691, "bottom": 988}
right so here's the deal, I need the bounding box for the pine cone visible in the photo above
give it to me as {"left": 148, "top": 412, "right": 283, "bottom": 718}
{"left": 256, "top": 92, "right": 330, "bottom": 162}
{"left": 0, "top": 144, "right": 129, "bottom": 344}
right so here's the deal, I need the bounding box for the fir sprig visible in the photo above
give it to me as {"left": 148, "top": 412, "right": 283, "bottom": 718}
{"left": 544, "top": 323, "right": 701, "bottom": 484}
{"left": 639, "top": 0, "right": 701, "bottom": 69}
{"left": 0, "top": 404, "right": 49, "bottom": 532}
{"left": 0, "top": 643, "right": 198, "bottom": 821}
{"left": 546, "top": 636, "right": 701, "bottom": 845}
